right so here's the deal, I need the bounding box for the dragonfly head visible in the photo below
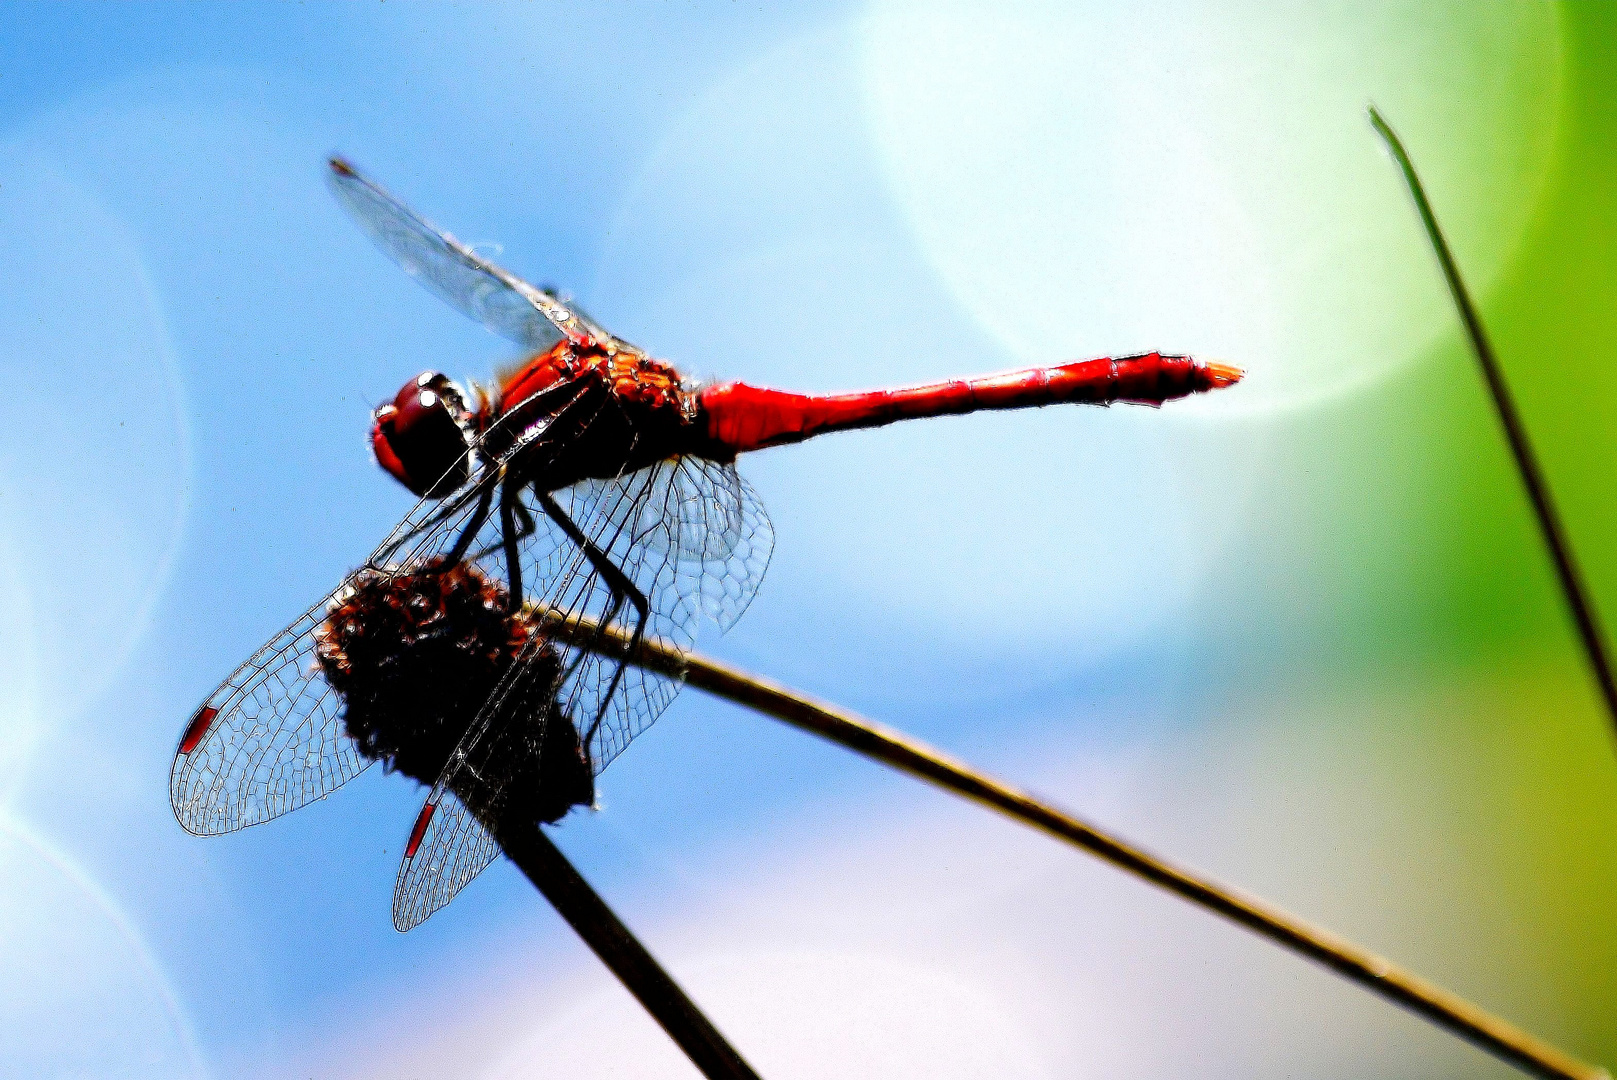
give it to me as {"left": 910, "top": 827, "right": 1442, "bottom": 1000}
{"left": 371, "top": 372, "right": 475, "bottom": 498}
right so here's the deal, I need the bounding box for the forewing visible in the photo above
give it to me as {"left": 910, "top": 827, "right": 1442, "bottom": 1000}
{"left": 393, "top": 791, "right": 502, "bottom": 932}
{"left": 170, "top": 596, "right": 365, "bottom": 835}
{"left": 328, "top": 157, "right": 591, "bottom": 352}
{"left": 391, "top": 456, "right": 774, "bottom": 928}
{"left": 171, "top": 464, "right": 499, "bottom": 834}
{"left": 392, "top": 623, "right": 561, "bottom": 932}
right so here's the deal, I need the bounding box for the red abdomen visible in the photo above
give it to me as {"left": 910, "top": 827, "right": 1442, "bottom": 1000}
{"left": 697, "top": 352, "right": 1241, "bottom": 456}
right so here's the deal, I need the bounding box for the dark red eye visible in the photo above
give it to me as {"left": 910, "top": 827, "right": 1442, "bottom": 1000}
{"left": 371, "top": 372, "right": 472, "bottom": 498}
{"left": 370, "top": 411, "right": 412, "bottom": 492}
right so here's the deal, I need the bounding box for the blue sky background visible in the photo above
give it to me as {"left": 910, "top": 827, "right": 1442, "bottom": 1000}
{"left": 2, "top": 3, "right": 1612, "bottom": 1078}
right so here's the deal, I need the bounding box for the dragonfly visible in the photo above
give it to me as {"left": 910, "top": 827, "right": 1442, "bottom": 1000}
{"left": 170, "top": 157, "right": 1243, "bottom": 931}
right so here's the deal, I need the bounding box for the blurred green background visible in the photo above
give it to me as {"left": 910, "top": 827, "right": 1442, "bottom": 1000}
{"left": 1188, "top": 3, "right": 1617, "bottom": 1063}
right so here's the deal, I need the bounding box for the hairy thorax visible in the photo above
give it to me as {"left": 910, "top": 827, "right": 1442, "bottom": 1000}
{"left": 488, "top": 341, "right": 700, "bottom": 490}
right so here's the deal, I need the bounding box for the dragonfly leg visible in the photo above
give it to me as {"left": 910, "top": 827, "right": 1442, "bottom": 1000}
{"left": 442, "top": 483, "right": 495, "bottom": 568}
{"left": 499, "top": 474, "right": 525, "bottom": 614}
{"left": 464, "top": 382, "right": 608, "bottom": 570}
{"left": 508, "top": 485, "right": 539, "bottom": 545}
{"left": 536, "top": 489, "right": 652, "bottom": 743}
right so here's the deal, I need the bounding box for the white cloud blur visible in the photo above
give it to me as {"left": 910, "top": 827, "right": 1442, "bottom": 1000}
{"left": 0, "top": 814, "right": 206, "bottom": 1079}
{"left": 858, "top": 0, "right": 1563, "bottom": 416}
{"left": 0, "top": 140, "right": 191, "bottom": 742}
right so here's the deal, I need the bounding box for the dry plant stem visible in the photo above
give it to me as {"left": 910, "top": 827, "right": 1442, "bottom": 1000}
{"left": 537, "top": 609, "right": 1608, "bottom": 1080}
{"left": 1370, "top": 105, "right": 1617, "bottom": 746}
{"left": 494, "top": 819, "right": 762, "bottom": 1080}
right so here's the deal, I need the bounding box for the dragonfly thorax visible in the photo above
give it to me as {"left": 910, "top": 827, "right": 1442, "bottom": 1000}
{"left": 371, "top": 371, "right": 478, "bottom": 498}
{"left": 488, "top": 342, "right": 700, "bottom": 489}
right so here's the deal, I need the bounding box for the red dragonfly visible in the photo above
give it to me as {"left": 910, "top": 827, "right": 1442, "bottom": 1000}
{"left": 170, "top": 158, "right": 1241, "bottom": 931}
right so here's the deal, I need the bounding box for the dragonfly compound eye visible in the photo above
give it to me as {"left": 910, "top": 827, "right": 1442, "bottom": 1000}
{"left": 371, "top": 372, "right": 474, "bottom": 498}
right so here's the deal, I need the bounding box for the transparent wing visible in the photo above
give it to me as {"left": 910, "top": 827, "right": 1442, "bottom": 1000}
{"left": 169, "top": 595, "right": 366, "bottom": 836}
{"left": 551, "top": 456, "right": 773, "bottom": 769}
{"left": 393, "top": 455, "right": 774, "bottom": 929}
{"left": 328, "top": 156, "right": 595, "bottom": 352}
{"left": 390, "top": 619, "right": 561, "bottom": 932}
{"left": 393, "top": 792, "right": 503, "bottom": 932}
{"left": 679, "top": 456, "right": 775, "bottom": 634}
{"left": 170, "top": 466, "right": 502, "bottom": 834}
